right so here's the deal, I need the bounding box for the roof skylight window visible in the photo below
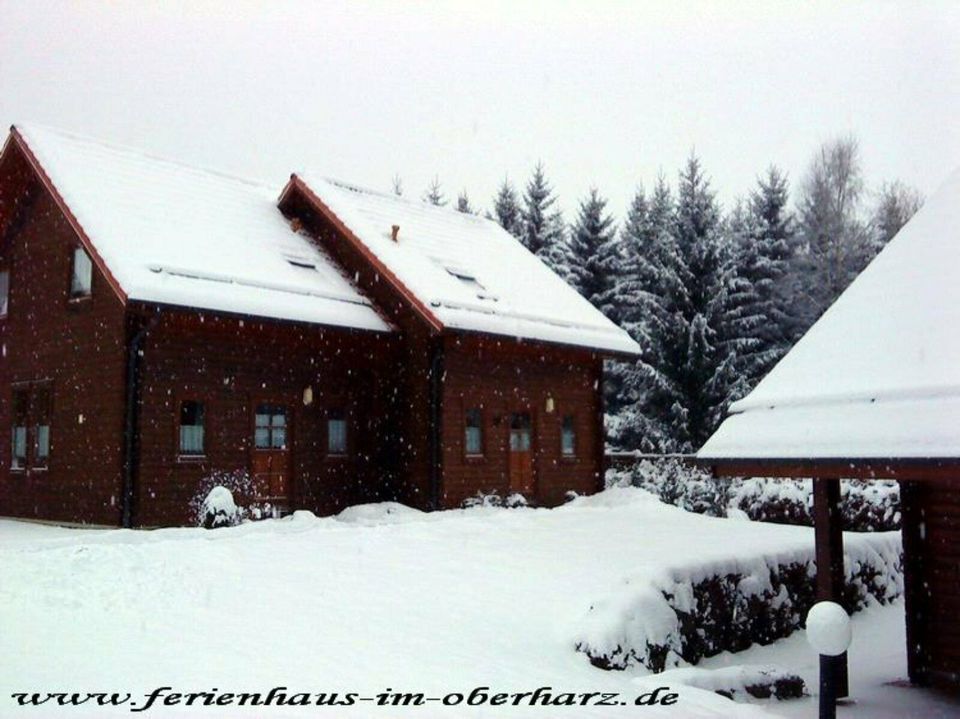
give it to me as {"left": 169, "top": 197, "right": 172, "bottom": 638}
{"left": 447, "top": 267, "right": 485, "bottom": 291}
{"left": 285, "top": 257, "right": 317, "bottom": 270}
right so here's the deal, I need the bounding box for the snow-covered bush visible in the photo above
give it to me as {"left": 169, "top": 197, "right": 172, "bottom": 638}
{"left": 189, "top": 470, "right": 256, "bottom": 527}
{"left": 658, "top": 665, "right": 805, "bottom": 702}
{"left": 575, "top": 531, "right": 902, "bottom": 673}
{"left": 199, "top": 486, "right": 240, "bottom": 529}
{"left": 607, "top": 458, "right": 900, "bottom": 531}
{"left": 461, "top": 491, "right": 529, "bottom": 509}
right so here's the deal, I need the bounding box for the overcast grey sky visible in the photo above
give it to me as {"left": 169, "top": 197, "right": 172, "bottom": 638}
{"left": 1, "top": 0, "right": 958, "bottom": 218}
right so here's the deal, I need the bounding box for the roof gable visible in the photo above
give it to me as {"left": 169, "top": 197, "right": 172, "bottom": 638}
{"left": 700, "top": 166, "right": 960, "bottom": 460}
{"left": 285, "top": 174, "right": 640, "bottom": 356}
{"left": 7, "top": 124, "right": 389, "bottom": 332}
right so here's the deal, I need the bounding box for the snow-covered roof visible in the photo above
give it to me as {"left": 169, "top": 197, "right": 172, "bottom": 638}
{"left": 9, "top": 124, "right": 389, "bottom": 332}
{"left": 700, "top": 166, "right": 960, "bottom": 460}
{"left": 291, "top": 174, "right": 640, "bottom": 356}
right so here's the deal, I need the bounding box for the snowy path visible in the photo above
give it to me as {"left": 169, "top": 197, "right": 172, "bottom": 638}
{"left": 0, "top": 489, "right": 902, "bottom": 717}
{"left": 699, "top": 601, "right": 960, "bottom": 719}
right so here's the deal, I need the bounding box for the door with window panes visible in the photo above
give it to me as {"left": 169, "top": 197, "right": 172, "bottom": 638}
{"left": 251, "top": 403, "right": 290, "bottom": 508}
{"left": 508, "top": 412, "right": 535, "bottom": 496}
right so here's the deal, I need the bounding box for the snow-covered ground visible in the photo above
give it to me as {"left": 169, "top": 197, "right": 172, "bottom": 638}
{"left": 0, "top": 489, "right": 941, "bottom": 717}
{"left": 700, "top": 601, "right": 960, "bottom": 718}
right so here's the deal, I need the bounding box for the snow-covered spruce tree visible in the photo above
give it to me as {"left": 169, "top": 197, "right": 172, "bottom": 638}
{"left": 673, "top": 153, "right": 740, "bottom": 450}
{"left": 520, "top": 162, "right": 573, "bottom": 282}
{"left": 613, "top": 177, "right": 690, "bottom": 452}
{"left": 456, "top": 189, "right": 475, "bottom": 214}
{"left": 721, "top": 167, "right": 797, "bottom": 394}
{"left": 422, "top": 176, "right": 447, "bottom": 206}
{"left": 568, "top": 188, "right": 619, "bottom": 308}
{"left": 492, "top": 178, "right": 523, "bottom": 239}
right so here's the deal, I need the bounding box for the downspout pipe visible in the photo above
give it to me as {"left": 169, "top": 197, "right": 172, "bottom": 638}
{"left": 121, "top": 319, "right": 152, "bottom": 529}
{"left": 428, "top": 340, "right": 444, "bottom": 511}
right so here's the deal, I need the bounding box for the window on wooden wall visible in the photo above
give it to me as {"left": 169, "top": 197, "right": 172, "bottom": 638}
{"left": 70, "top": 247, "right": 93, "bottom": 298}
{"left": 11, "top": 388, "right": 28, "bottom": 470}
{"left": 255, "top": 405, "right": 287, "bottom": 450}
{"left": 0, "top": 269, "right": 9, "bottom": 317}
{"left": 178, "top": 400, "right": 205, "bottom": 456}
{"left": 327, "top": 409, "right": 347, "bottom": 456}
{"left": 33, "top": 385, "right": 52, "bottom": 469}
{"left": 465, "top": 407, "right": 483, "bottom": 456}
{"left": 561, "top": 414, "right": 576, "bottom": 457}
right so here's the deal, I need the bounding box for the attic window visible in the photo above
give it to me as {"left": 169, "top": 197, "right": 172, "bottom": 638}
{"left": 70, "top": 247, "right": 93, "bottom": 298}
{"left": 445, "top": 266, "right": 498, "bottom": 302}
{"left": 447, "top": 268, "right": 485, "bottom": 292}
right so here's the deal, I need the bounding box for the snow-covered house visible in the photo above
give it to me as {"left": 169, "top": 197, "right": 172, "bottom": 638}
{"left": 0, "top": 124, "right": 638, "bottom": 527}
{"left": 699, "top": 168, "right": 960, "bottom": 690}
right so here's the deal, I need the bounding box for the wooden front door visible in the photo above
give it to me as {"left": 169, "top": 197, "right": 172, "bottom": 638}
{"left": 252, "top": 404, "right": 291, "bottom": 509}
{"left": 508, "top": 412, "right": 535, "bottom": 496}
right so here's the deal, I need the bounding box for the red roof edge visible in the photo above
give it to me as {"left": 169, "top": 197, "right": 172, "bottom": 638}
{"left": 279, "top": 174, "right": 444, "bottom": 334}
{"left": 7, "top": 126, "right": 128, "bottom": 304}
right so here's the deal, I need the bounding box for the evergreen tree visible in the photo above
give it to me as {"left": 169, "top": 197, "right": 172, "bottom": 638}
{"left": 422, "top": 176, "right": 447, "bottom": 206}
{"left": 568, "top": 188, "right": 619, "bottom": 308}
{"left": 672, "top": 153, "right": 736, "bottom": 449}
{"left": 492, "top": 179, "right": 523, "bottom": 238}
{"left": 520, "top": 162, "right": 572, "bottom": 281}
{"left": 613, "top": 177, "right": 690, "bottom": 452}
{"left": 456, "top": 190, "right": 475, "bottom": 214}
{"left": 724, "top": 167, "right": 797, "bottom": 391}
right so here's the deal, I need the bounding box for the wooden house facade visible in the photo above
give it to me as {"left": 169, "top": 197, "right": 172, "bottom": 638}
{"left": 0, "top": 125, "right": 638, "bottom": 527}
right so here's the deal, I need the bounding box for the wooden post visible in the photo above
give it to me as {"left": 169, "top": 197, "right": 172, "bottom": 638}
{"left": 812, "top": 477, "right": 849, "bottom": 698}
{"left": 898, "top": 480, "right": 927, "bottom": 685}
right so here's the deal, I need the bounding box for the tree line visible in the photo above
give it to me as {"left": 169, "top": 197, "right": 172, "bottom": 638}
{"left": 400, "top": 137, "right": 923, "bottom": 452}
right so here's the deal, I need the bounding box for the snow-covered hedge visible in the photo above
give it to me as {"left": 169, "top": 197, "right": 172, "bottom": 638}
{"left": 657, "top": 665, "right": 805, "bottom": 702}
{"left": 461, "top": 491, "right": 530, "bottom": 509}
{"left": 608, "top": 457, "right": 901, "bottom": 531}
{"left": 574, "top": 531, "right": 902, "bottom": 673}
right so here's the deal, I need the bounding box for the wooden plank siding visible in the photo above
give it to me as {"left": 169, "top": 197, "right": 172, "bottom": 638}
{"left": 901, "top": 480, "right": 960, "bottom": 689}
{"left": 0, "top": 151, "right": 128, "bottom": 526}
{"left": 278, "top": 188, "right": 437, "bottom": 510}
{"left": 439, "top": 334, "right": 603, "bottom": 508}
{"left": 133, "top": 310, "right": 403, "bottom": 526}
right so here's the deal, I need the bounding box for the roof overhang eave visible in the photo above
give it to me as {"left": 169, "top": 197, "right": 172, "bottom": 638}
{"left": 697, "top": 454, "right": 960, "bottom": 481}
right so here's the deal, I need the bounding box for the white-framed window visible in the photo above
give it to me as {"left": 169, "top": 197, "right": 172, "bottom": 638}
{"left": 561, "top": 414, "right": 576, "bottom": 457}
{"left": 0, "top": 270, "right": 9, "bottom": 317}
{"left": 33, "top": 385, "right": 51, "bottom": 468}
{"left": 179, "top": 400, "right": 205, "bottom": 456}
{"left": 70, "top": 247, "right": 93, "bottom": 298}
{"left": 255, "top": 405, "right": 287, "bottom": 449}
{"left": 327, "top": 410, "right": 347, "bottom": 456}
{"left": 11, "top": 388, "right": 28, "bottom": 470}
{"left": 465, "top": 407, "right": 483, "bottom": 456}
